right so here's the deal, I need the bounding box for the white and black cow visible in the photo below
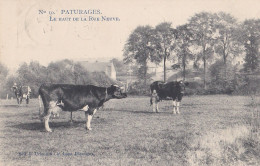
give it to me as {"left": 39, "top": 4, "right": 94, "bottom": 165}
{"left": 38, "top": 84, "right": 127, "bottom": 132}
{"left": 150, "top": 81, "right": 189, "bottom": 114}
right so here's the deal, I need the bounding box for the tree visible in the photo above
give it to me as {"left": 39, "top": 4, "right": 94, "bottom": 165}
{"left": 0, "top": 63, "right": 9, "bottom": 98}
{"left": 154, "top": 22, "right": 177, "bottom": 82}
{"left": 0, "top": 63, "right": 8, "bottom": 85}
{"left": 47, "top": 59, "right": 75, "bottom": 84}
{"left": 175, "top": 24, "right": 194, "bottom": 80}
{"left": 188, "top": 12, "right": 217, "bottom": 89}
{"left": 91, "top": 72, "right": 116, "bottom": 87}
{"left": 16, "top": 61, "right": 48, "bottom": 97}
{"left": 123, "top": 25, "right": 158, "bottom": 85}
{"left": 242, "top": 19, "right": 260, "bottom": 72}
{"left": 1, "top": 75, "right": 17, "bottom": 98}
{"left": 214, "top": 12, "right": 243, "bottom": 85}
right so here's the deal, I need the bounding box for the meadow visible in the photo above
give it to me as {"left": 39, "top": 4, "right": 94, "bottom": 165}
{"left": 0, "top": 95, "right": 259, "bottom": 166}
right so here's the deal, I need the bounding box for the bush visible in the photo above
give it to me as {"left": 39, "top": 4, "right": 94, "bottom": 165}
{"left": 185, "top": 81, "right": 205, "bottom": 95}
{"left": 127, "top": 82, "right": 150, "bottom": 96}
{"left": 232, "top": 74, "right": 260, "bottom": 95}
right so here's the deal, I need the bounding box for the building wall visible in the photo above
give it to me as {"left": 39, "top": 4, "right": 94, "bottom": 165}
{"left": 78, "top": 61, "right": 117, "bottom": 80}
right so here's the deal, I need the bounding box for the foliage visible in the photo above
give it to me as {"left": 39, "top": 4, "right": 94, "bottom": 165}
{"left": 126, "top": 81, "right": 151, "bottom": 96}
{"left": 123, "top": 25, "right": 157, "bottom": 85}
{"left": 184, "top": 81, "right": 205, "bottom": 95}
{"left": 188, "top": 12, "right": 217, "bottom": 89}
{"left": 90, "top": 72, "right": 117, "bottom": 87}
{"left": 154, "top": 22, "right": 177, "bottom": 82}
{"left": 0, "top": 63, "right": 8, "bottom": 83}
{"left": 0, "top": 60, "right": 116, "bottom": 98}
{"left": 232, "top": 74, "right": 260, "bottom": 95}
{"left": 209, "top": 60, "right": 238, "bottom": 94}
{"left": 0, "top": 63, "right": 8, "bottom": 86}
{"left": 242, "top": 19, "right": 260, "bottom": 72}
{"left": 175, "top": 24, "right": 194, "bottom": 80}
{"left": 2, "top": 12, "right": 260, "bottom": 97}
{"left": 214, "top": 12, "right": 244, "bottom": 88}
{"left": 214, "top": 12, "right": 243, "bottom": 63}
{"left": 0, "top": 63, "right": 9, "bottom": 98}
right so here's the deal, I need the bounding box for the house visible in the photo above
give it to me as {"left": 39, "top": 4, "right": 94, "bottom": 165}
{"left": 148, "top": 62, "right": 178, "bottom": 82}
{"left": 78, "top": 61, "right": 117, "bottom": 80}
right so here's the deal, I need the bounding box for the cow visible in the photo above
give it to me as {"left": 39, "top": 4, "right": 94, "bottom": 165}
{"left": 11, "top": 84, "right": 23, "bottom": 104}
{"left": 21, "top": 86, "right": 32, "bottom": 104}
{"left": 11, "top": 83, "right": 32, "bottom": 105}
{"left": 38, "top": 83, "right": 127, "bottom": 132}
{"left": 150, "top": 80, "right": 189, "bottom": 114}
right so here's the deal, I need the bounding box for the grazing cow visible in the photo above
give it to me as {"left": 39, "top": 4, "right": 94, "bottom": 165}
{"left": 150, "top": 81, "right": 189, "bottom": 114}
{"left": 38, "top": 84, "right": 127, "bottom": 132}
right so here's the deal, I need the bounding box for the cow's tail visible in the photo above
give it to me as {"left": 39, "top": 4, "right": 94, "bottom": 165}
{"left": 38, "top": 95, "right": 43, "bottom": 121}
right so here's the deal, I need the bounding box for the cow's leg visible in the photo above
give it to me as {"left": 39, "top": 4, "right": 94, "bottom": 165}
{"left": 152, "top": 103, "right": 156, "bottom": 112}
{"left": 85, "top": 112, "right": 93, "bottom": 130}
{"left": 152, "top": 101, "right": 156, "bottom": 112}
{"left": 93, "top": 109, "right": 97, "bottom": 115}
{"left": 26, "top": 96, "right": 29, "bottom": 104}
{"left": 156, "top": 102, "right": 159, "bottom": 113}
{"left": 39, "top": 108, "right": 44, "bottom": 122}
{"left": 44, "top": 113, "right": 52, "bottom": 132}
{"left": 44, "top": 101, "right": 62, "bottom": 132}
{"left": 172, "top": 100, "right": 177, "bottom": 114}
{"left": 176, "top": 101, "right": 180, "bottom": 114}
{"left": 85, "top": 108, "right": 97, "bottom": 130}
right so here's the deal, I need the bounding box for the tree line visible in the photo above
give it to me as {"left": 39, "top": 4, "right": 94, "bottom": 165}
{"left": 1, "top": 12, "right": 259, "bottom": 98}
{"left": 0, "top": 60, "right": 117, "bottom": 99}
{"left": 123, "top": 12, "right": 260, "bottom": 95}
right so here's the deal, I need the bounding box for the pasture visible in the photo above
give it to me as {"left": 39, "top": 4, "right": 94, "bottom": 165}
{"left": 0, "top": 95, "right": 259, "bottom": 166}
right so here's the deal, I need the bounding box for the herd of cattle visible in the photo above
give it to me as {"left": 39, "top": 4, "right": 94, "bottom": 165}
{"left": 12, "top": 81, "right": 189, "bottom": 132}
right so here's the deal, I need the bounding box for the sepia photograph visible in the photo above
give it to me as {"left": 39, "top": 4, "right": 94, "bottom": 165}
{"left": 0, "top": 0, "right": 260, "bottom": 165}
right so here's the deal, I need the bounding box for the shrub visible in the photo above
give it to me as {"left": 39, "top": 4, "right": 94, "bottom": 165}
{"left": 127, "top": 82, "right": 150, "bottom": 96}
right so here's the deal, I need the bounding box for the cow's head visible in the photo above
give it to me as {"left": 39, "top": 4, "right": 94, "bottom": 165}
{"left": 178, "top": 80, "right": 189, "bottom": 94}
{"left": 109, "top": 85, "right": 127, "bottom": 99}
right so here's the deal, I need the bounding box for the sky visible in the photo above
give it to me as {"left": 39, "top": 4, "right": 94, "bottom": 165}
{"left": 0, "top": 0, "right": 260, "bottom": 70}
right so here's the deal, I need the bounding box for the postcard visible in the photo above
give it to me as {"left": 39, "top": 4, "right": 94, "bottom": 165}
{"left": 0, "top": 0, "right": 260, "bottom": 165}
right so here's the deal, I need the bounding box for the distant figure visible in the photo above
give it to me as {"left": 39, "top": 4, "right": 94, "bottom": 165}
{"left": 11, "top": 83, "right": 32, "bottom": 105}
{"left": 11, "top": 83, "right": 18, "bottom": 91}
{"left": 11, "top": 83, "right": 23, "bottom": 104}
{"left": 150, "top": 89, "right": 160, "bottom": 112}
{"left": 22, "top": 86, "right": 32, "bottom": 104}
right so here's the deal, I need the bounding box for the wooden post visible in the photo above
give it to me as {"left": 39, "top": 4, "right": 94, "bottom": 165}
{"left": 70, "top": 112, "right": 73, "bottom": 124}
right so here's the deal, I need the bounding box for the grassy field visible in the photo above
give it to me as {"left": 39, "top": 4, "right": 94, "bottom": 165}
{"left": 0, "top": 95, "right": 259, "bottom": 166}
